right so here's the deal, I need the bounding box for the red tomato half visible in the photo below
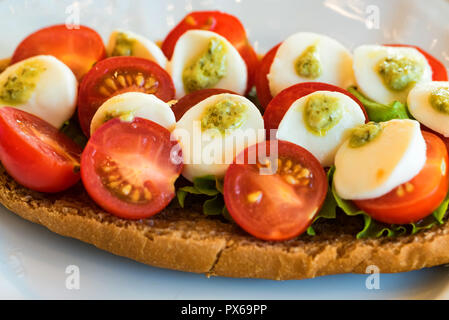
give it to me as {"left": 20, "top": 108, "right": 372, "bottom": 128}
{"left": 0, "top": 107, "right": 81, "bottom": 192}
{"left": 77, "top": 56, "right": 175, "bottom": 137}
{"left": 263, "top": 82, "right": 368, "bottom": 137}
{"left": 224, "top": 140, "right": 327, "bottom": 241}
{"left": 254, "top": 43, "right": 281, "bottom": 109}
{"left": 11, "top": 24, "right": 106, "bottom": 80}
{"left": 385, "top": 44, "right": 448, "bottom": 81}
{"left": 81, "top": 118, "right": 183, "bottom": 220}
{"left": 171, "top": 88, "right": 235, "bottom": 121}
{"left": 421, "top": 124, "right": 449, "bottom": 155}
{"left": 354, "top": 131, "right": 449, "bottom": 224}
{"left": 161, "top": 11, "right": 258, "bottom": 92}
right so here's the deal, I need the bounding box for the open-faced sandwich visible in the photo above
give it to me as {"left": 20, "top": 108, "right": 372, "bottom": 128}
{"left": 1, "top": 11, "right": 449, "bottom": 280}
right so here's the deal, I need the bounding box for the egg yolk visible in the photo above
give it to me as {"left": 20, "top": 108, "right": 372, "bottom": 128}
{"left": 429, "top": 87, "right": 449, "bottom": 115}
{"left": 183, "top": 37, "right": 228, "bottom": 94}
{"left": 294, "top": 44, "right": 322, "bottom": 79}
{"left": 102, "top": 110, "right": 136, "bottom": 124}
{"left": 377, "top": 56, "right": 423, "bottom": 92}
{"left": 111, "top": 32, "right": 136, "bottom": 57}
{"left": 303, "top": 93, "right": 342, "bottom": 136}
{"left": 201, "top": 99, "right": 247, "bottom": 135}
{"left": 349, "top": 122, "right": 382, "bottom": 148}
{"left": 0, "top": 60, "right": 46, "bottom": 105}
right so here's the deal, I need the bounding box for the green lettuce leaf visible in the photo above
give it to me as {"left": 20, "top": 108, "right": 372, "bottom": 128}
{"left": 348, "top": 86, "right": 411, "bottom": 122}
{"left": 410, "top": 193, "right": 449, "bottom": 234}
{"left": 192, "top": 175, "right": 220, "bottom": 196}
{"left": 176, "top": 175, "right": 228, "bottom": 218}
{"left": 357, "top": 215, "right": 407, "bottom": 238}
{"left": 203, "top": 195, "right": 225, "bottom": 216}
{"left": 307, "top": 167, "right": 338, "bottom": 235}
{"left": 221, "top": 206, "right": 234, "bottom": 222}
{"left": 60, "top": 117, "right": 88, "bottom": 148}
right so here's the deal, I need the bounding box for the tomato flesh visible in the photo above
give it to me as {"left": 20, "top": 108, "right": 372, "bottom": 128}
{"left": 161, "top": 11, "right": 258, "bottom": 93}
{"left": 81, "top": 117, "right": 183, "bottom": 220}
{"left": 0, "top": 107, "right": 81, "bottom": 192}
{"left": 421, "top": 124, "right": 449, "bottom": 155}
{"left": 354, "top": 131, "right": 449, "bottom": 224}
{"left": 263, "top": 82, "right": 368, "bottom": 137}
{"left": 11, "top": 24, "right": 106, "bottom": 80}
{"left": 224, "top": 140, "right": 327, "bottom": 241}
{"left": 255, "top": 43, "right": 281, "bottom": 109}
{"left": 77, "top": 56, "right": 175, "bottom": 137}
{"left": 171, "top": 88, "right": 235, "bottom": 121}
{"left": 385, "top": 44, "right": 448, "bottom": 81}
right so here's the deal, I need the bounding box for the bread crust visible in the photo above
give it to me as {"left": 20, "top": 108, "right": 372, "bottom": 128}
{"left": 1, "top": 166, "right": 449, "bottom": 280}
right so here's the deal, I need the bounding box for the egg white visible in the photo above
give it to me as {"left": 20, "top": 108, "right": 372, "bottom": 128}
{"left": 276, "top": 91, "right": 366, "bottom": 167}
{"left": 408, "top": 81, "right": 449, "bottom": 137}
{"left": 107, "top": 29, "right": 168, "bottom": 68}
{"left": 267, "top": 32, "right": 355, "bottom": 98}
{"left": 172, "top": 93, "right": 264, "bottom": 181}
{"left": 353, "top": 45, "right": 432, "bottom": 105}
{"left": 334, "top": 119, "right": 427, "bottom": 200}
{"left": 90, "top": 92, "right": 176, "bottom": 135}
{"left": 167, "top": 30, "right": 247, "bottom": 99}
{"left": 0, "top": 55, "right": 77, "bottom": 128}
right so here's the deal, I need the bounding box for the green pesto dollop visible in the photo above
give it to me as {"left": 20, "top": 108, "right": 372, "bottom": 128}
{"left": 377, "top": 56, "right": 423, "bottom": 91}
{"left": 429, "top": 87, "right": 449, "bottom": 115}
{"left": 295, "top": 44, "right": 322, "bottom": 79}
{"left": 111, "top": 32, "right": 136, "bottom": 57}
{"left": 349, "top": 122, "right": 382, "bottom": 148}
{"left": 0, "top": 60, "right": 46, "bottom": 106}
{"left": 103, "top": 110, "right": 136, "bottom": 124}
{"left": 303, "top": 94, "right": 342, "bottom": 136}
{"left": 183, "top": 37, "right": 227, "bottom": 94}
{"left": 201, "top": 99, "right": 247, "bottom": 135}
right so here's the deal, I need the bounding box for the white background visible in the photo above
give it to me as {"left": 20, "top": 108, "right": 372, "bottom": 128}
{"left": 1, "top": 0, "right": 449, "bottom": 299}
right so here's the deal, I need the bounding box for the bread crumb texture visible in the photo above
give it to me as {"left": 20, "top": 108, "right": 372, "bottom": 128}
{"left": 0, "top": 165, "right": 448, "bottom": 280}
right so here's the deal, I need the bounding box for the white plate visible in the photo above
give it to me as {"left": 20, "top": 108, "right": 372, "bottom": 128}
{"left": 1, "top": 0, "right": 449, "bottom": 300}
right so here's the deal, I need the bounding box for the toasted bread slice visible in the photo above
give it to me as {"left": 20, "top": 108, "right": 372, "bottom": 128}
{"left": 1, "top": 165, "right": 448, "bottom": 280}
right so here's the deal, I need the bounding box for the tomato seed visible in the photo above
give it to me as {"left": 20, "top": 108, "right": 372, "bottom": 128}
{"left": 99, "top": 86, "right": 111, "bottom": 97}
{"left": 135, "top": 74, "right": 145, "bottom": 87}
{"left": 105, "top": 78, "right": 118, "bottom": 91}
{"left": 247, "top": 191, "right": 262, "bottom": 203}
{"left": 117, "top": 75, "right": 127, "bottom": 87}
{"left": 284, "top": 175, "right": 299, "bottom": 185}
{"left": 405, "top": 182, "right": 414, "bottom": 193}
{"left": 396, "top": 185, "right": 405, "bottom": 197}
{"left": 143, "top": 188, "right": 152, "bottom": 201}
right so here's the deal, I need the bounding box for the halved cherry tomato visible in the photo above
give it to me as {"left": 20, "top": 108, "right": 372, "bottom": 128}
{"left": 11, "top": 24, "right": 106, "bottom": 80}
{"left": 224, "top": 140, "right": 327, "bottom": 241}
{"left": 354, "top": 131, "right": 449, "bottom": 224}
{"left": 81, "top": 117, "right": 183, "bottom": 220}
{"left": 171, "top": 88, "right": 235, "bottom": 121}
{"left": 161, "top": 11, "right": 258, "bottom": 93}
{"left": 0, "top": 107, "right": 81, "bottom": 192}
{"left": 77, "top": 56, "right": 175, "bottom": 137}
{"left": 385, "top": 44, "right": 448, "bottom": 81}
{"left": 263, "top": 82, "right": 368, "bottom": 136}
{"left": 421, "top": 124, "right": 449, "bottom": 154}
{"left": 254, "top": 43, "right": 281, "bottom": 109}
